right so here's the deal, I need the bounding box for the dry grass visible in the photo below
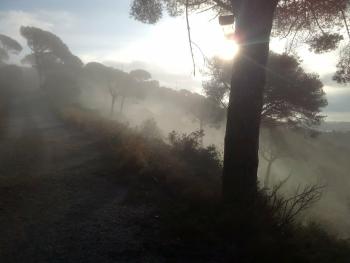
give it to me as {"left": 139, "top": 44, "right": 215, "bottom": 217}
{"left": 57, "top": 105, "right": 350, "bottom": 263}
{"left": 59, "top": 106, "right": 222, "bottom": 201}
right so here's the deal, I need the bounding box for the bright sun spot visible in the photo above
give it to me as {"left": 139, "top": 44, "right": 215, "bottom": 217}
{"left": 216, "top": 39, "right": 239, "bottom": 60}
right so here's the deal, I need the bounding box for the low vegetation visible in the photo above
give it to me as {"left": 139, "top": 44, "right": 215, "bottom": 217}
{"left": 58, "top": 105, "right": 350, "bottom": 262}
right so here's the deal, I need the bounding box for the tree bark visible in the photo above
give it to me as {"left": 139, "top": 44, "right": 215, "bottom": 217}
{"left": 223, "top": 0, "right": 278, "bottom": 205}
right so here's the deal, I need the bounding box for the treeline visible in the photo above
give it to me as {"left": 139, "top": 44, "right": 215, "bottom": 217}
{"left": 1, "top": 25, "right": 327, "bottom": 137}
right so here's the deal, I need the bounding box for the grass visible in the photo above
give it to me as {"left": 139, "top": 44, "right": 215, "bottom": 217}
{"left": 58, "top": 105, "right": 350, "bottom": 262}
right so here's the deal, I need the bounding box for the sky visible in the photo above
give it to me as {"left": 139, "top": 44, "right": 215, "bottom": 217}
{"left": 0, "top": 0, "right": 350, "bottom": 121}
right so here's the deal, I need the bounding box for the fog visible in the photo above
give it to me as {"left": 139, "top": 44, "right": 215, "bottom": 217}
{"left": 1, "top": 5, "right": 350, "bottom": 262}
{"left": 79, "top": 71, "right": 350, "bottom": 237}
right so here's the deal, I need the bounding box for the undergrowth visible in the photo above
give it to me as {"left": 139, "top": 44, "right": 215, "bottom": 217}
{"left": 58, "top": 105, "right": 350, "bottom": 263}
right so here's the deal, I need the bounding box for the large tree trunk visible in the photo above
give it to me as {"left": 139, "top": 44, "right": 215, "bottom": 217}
{"left": 223, "top": 0, "right": 278, "bottom": 205}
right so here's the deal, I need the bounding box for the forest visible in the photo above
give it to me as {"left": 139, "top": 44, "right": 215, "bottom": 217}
{"left": 1, "top": 0, "right": 350, "bottom": 262}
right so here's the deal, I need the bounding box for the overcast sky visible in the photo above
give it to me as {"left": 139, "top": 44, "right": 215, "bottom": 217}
{"left": 1, "top": 0, "right": 349, "bottom": 121}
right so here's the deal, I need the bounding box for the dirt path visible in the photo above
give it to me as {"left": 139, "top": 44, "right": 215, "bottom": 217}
{"left": 0, "top": 91, "right": 160, "bottom": 263}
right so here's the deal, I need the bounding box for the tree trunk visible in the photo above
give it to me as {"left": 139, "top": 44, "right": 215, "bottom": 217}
{"left": 110, "top": 95, "right": 116, "bottom": 116}
{"left": 223, "top": 0, "right": 278, "bottom": 205}
{"left": 264, "top": 160, "right": 273, "bottom": 188}
{"left": 199, "top": 118, "right": 203, "bottom": 131}
{"left": 120, "top": 96, "right": 125, "bottom": 113}
{"left": 199, "top": 118, "right": 204, "bottom": 146}
{"left": 34, "top": 52, "right": 44, "bottom": 89}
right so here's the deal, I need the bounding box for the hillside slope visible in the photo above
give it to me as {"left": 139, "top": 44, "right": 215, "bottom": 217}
{"left": 0, "top": 91, "right": 160, "bottom": 263}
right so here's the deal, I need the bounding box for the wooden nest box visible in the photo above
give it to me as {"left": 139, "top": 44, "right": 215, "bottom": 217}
{"left": 219, "top": 15, "right": 235, "bottom": 26}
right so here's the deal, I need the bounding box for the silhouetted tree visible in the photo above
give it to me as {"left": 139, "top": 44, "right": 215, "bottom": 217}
{"left": 180, "top": 90, "right": 225, "bottom": 145}
{"left": 84, "top": 62, "right": 117, "bottom": 115}
{"left": 111, "top": 70, "right": 147, "bottom": 114}
{"left": 204, "top": 53, "right": 327, "bottom": 127}
{"left": 0, "top": 34, "right": 22, "bottom": 64}
{"left": 130, "top": 69, "right": 152, "bottom": 82}
{"left": 260, "top": 127, "right": 292, "bottom": 188}
{"left": 182, "top": 90, "right": 224, "bottom": 128}
{"left": 129, "top": 69, "right": 159, "bottom": 96}
{"left": 20, "top": 26, "right": 82, "bottom": 89}
{"left": 84, "top": 62, "right": 146, "bottom": 115}
{"left": 115, "top": 71, "right": 134, "bottom": 114}
{"left": 334, "top": 44, "right": 350, "bottom": 83}
{"left": 130, "top": 0, "right": 350, "bottom": 205}
{"left": 142, "top": 79, "right": 160, "bottom": 90}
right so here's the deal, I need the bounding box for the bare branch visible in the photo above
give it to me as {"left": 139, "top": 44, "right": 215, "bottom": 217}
{"left": 186, "top": 0, "right": 196, "bottom": 76}
{"left": 267, "top": 183, "right": 325, "bottom": 228}
{"left": 341, "top": 10, "right": 350, "bottom": 40}
{"left": 310, "top": 7, "right": 326, "bottom": 35}
{"left": 196, "top": 4, "right": 217, "bottom": 14}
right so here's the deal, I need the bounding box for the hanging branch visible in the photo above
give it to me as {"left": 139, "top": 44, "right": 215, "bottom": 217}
{"left": 281, "top": 14, "right": 299, "bottom": 39}
{"left": 191, "top": 41, "right": 208, "bottom": 65}
{"left": 310, "top": 6, "right": 326, "bottom": 35}
{"left": 186, "top": 0, "right": 196, "bottom": 76}
{"left": 196, "top": 4, "right": 217, "bottom": 14}
{"left": 341, "top": 10, "right": 350, "bottom": 40}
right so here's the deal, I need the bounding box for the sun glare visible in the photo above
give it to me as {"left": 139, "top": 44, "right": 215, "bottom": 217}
{"left": 216, "top": 39, "right": 239, "bottom": 60}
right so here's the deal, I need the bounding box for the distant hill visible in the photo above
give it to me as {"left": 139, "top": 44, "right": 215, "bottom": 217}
{"left": 319, "top": 122, "right": 350, "bottom": 132}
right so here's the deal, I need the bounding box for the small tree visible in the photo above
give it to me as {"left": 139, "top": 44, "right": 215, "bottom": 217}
{"left": 84, "top": 62, "right": 118, "bottom": 115}
{"left": 0, "top": 34, "right": 22, "bottom": 64}
{"left": 188, "top": 93, "right": 224, "bottom": 131}
{"left": 259, "top": 127, "right": 293, "bottom": 188}
{"left": 204, "top": 53, "right": 328, "bottom": 127}
{"left": 20, "top": 26, "right": 82, "bottom": 89}
{"left": 129, "top": 69, "right": 152, "bottom": 82}
{"left": 114, "top": 70, "right": 145, "bottom": 114}
{"left": 84, "top": 62, "right": 146, "bottom": 115}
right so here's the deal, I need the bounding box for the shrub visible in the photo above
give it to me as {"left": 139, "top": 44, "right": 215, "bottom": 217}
{"left": 57, "top": 105, "right": 350, "bottom": 263}
{"left": 139, "top": 118, "right": 163, "bottom": 140}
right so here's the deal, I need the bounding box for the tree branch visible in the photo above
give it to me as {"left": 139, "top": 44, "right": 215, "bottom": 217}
{"left": 186, "top": 0, "right": 196, "bottom": 76}
{"left": 211, "top": 0, "right": 232, "bottom": 12}
{"left": 341, "top": 10, "right": 350, "bottom": 40}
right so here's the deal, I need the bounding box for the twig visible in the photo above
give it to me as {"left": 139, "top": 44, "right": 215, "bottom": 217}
{"left": 196, "top": 4, "right": 216, "bottom": 14}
